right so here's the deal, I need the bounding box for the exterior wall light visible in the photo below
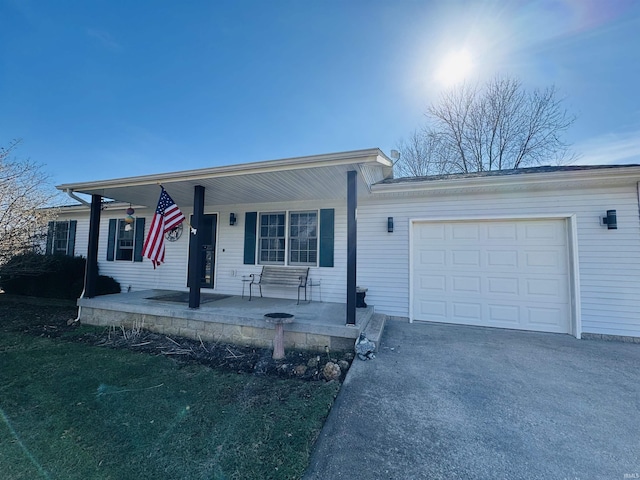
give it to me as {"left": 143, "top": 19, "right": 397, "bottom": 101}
{"left": 602, "top": 210, "right": 617, "bottom": 230}
{"left": 387, "top": 217, "right": 394, "bottom": 233}
{"left": 230, "top": 213, "right": 237, "bottom": 226}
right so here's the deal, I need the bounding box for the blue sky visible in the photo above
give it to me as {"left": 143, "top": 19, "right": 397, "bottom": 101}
{"left": 1, "top": 0, "right": 639, "bottom": 190}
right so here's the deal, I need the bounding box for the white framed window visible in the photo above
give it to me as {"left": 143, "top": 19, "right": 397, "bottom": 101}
{"left": 259, "top": 212, "right": 286, "bottom": 264}
{"left": 257, "top": 210, "right": 318, "bottom": 266}
{"left": 289, "top": 211, "right": 317, "bottom": 266}
{"left": 107, "top": 217, "right": 145, "bottom": 263}
{"left": 46, "top": 220, "right": 76, "bottom": 256}
{"left": 53, "top": 221, "right": 70, "bottom": 254}
{"left": 115, "top": 219, "right": 135, "bottom": 261}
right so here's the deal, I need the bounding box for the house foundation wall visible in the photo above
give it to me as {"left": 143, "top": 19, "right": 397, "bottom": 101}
{"left": 80, "top": 307, "right": 355, "bottom": 352}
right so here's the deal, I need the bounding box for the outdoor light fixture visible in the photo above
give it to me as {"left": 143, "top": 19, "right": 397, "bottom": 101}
{"left": 602, "top": 210, "right": 617, "bottom": 230}
{"left": 387, "top": 217, "right": 394, "bottom": 233}
{"left": 229, "top": 213, "right": 237, "bottom": 226}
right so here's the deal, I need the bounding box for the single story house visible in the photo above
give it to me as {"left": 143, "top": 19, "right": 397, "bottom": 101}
{"left": 53, "top": 148, "right": 640, "bottom": 344}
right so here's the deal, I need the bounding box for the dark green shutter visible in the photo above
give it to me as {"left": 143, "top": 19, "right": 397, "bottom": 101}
{"left": 319, "top": 208, "right": 334, "bottom": 267}
{"left": 66, "top": 220, "right": 77, "bottom": 256}
{"left": 46, "top": 222, "right": 54, "bottom": 255}
{"left": 243, "top": 212, "right": 257, "bottom": 265}
{"left": 106, "top": 219, "right": 117, "bottom": 261}
{"left": 134, "top": 217, "right": 145, "bottom": 262}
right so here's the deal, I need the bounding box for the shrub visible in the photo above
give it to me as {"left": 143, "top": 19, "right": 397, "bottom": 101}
{"left": 0, "top": 253, "right": 120, "bottom": 299}
{"left": 97, "top": 275, "right": 121, "bottom": 295}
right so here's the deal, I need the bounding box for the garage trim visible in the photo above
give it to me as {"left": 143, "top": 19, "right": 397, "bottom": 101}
{"left": 408, "top": 214, "right": 581, "bottom": 338}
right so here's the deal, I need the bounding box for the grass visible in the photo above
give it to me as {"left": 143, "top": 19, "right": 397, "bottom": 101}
{"left": 0, "top": 295, "right": 340, "bottom": 479}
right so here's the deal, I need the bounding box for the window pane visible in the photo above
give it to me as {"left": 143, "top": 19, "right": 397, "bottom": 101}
{"left": 53, "top": 221, "right": 69, "bottom": 254}
{"left": 116, "top": 219, "right": 135, "bottom": 261}
{"left": 258, "top": 212, "right": 285, "bottom": 265}
{"left": 289, "top": 211, "right": 318, "bottom": 266}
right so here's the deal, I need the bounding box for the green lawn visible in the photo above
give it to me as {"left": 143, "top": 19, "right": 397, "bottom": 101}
{"left": 0, "top": 297, "right": 339, "bottom": 479}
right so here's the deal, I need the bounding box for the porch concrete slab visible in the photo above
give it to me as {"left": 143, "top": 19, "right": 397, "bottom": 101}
{"left": 78, "top": 290, "right": 374, "bottom": 349}
{"left": 304, "top": 320, "right": 640, "bottom": 479}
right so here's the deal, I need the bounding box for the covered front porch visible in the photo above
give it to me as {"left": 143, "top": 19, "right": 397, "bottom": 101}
{"left": 57, "top": 148, "right": 394, "bottom": 329}
{"left": 78, "top": 290, "right": 386, "bottom": 352}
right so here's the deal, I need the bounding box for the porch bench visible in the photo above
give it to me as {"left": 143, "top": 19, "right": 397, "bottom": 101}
{"left": 249, "top": 266, "right": 309, "bottom": 304}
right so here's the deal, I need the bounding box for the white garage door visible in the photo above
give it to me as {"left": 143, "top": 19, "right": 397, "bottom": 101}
{"left": 412, "top": 219, "right": 571, "bottom": 334}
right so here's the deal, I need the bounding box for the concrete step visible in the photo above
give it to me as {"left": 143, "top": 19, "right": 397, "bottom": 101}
{"left": 362, "top": 313, "right": 387, "bottom": 349}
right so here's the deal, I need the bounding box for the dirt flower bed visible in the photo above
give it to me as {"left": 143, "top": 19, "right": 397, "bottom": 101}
{"left": 1, "top": 295, "right": 353, "bottom": 382}
{"left": 74, "top": 326, "right": 354, "bottom": 381}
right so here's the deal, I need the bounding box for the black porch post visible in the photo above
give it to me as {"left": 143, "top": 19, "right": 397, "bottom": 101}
{"left": 188, "top": 185, "right": 205, "bottom": 309}
{"left": 346, "top": 170, "right": 357, "bottom": 325}
{"left": 84, "top": 194, "right": 101, "bottom": 298}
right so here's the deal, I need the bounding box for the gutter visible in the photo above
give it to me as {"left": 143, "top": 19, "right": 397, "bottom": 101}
{"left": 372, "top": 166, "right": 640, "bottom": 195}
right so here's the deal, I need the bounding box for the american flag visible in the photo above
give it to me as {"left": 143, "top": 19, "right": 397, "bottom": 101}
{"left": 142, "top": 188, "right": 185, "bottom": 268}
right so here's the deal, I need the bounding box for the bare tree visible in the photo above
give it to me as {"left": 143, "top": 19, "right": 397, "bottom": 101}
{"left": 397, "top": 76, "right": 576, "bottom": 176}
{"left": 0, "top": 139, "right": 58, "bottom": 265}
{"left": 394, "top": 129, "right": 449, "bottom": 177}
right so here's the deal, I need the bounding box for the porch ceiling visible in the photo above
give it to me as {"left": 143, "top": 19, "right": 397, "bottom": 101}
{"left": 57, "top": 149, "right": 393, "bottom": 208}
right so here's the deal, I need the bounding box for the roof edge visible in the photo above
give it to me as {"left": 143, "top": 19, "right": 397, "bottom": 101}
{"left": 372, "top": 164, "right": 640, "bottom": 193}
{"left": 57, "top": 148, "right": 392, "bottom": 192}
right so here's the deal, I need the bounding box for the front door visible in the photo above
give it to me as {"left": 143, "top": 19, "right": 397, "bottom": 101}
{"left": 188, "top": 214, "right": 217, "bottom": 289}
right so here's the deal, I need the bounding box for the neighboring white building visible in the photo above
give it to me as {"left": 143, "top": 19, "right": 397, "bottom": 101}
{"left": 54, "top": 149, "right": 640, "bottom": 340}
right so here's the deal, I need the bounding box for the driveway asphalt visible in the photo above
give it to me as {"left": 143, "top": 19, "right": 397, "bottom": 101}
{"left": 304, "top": 319, "right": 640, "bottom": 480}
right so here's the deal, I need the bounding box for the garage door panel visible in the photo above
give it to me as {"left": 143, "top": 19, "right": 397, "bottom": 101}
{"left": 452, "top": 275, "right": 481, "bottom": 294}
{"left": 487, "top": 223, "right": 518, "bottom": 241}
{"left": 487, "top": 277, "right": 520, "bottom": 295}
{"left": 524, "top": 222, "right": 563, "bottom": 241}
{"left": 452, "top": 302, "right": 482, "bottom": 320}
{"left": 527, "top": 305, "right": 567, "bottom": 331}
{"left": 419, "top": 249, "right": 446, "bottom": 266}
{"left": 452, "top": 250, "right": 481, "bottom": 266}
{"left": 526, "top": 278, "right": 567, "bottom": 298}
{"left": 419, "top": 274, "right": 446, "bottom": 292}
{"left": 418, "top": 300, "right": 447, "bottom": 319}
{"left": 487, "top": 250, "right": 519, "bottom": 269}
{"left": 487, "top": 304, "right": 520, "bottom": 324}
{"left": 451, "top": 224, "right": 481, "bottom": 240}
{"left": 524, "top": 250, "right": 564, "bottom": 269}
{"left": 413, "top": 219, "right": 571, "bottom": 334}
{"left": 419, "top": 224, "right": 445, "bottom": 240}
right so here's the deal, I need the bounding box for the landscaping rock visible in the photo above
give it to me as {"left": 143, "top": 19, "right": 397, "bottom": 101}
{"left": 338, "top": 360, "right": 350, "bottom": 372}
{"left": 322, "top": 362, "right": 341, "bottom": 381}
{"left": 355, "top": 333, "right": 376, "bottom": 360}
{"left": 307, "top": 356, "right": 321, "bottom": 368}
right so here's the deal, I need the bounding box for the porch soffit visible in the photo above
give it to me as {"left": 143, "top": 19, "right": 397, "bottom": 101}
{"left": 56, "top": 149, "right": 393, "bottom": 208}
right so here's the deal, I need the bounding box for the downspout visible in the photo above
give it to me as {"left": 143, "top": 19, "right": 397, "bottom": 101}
{"left": 65, "top": 188, "right": 91, "bottom": 207}
{"left": 64, "top": 189, "right": 90, "bottom": 323}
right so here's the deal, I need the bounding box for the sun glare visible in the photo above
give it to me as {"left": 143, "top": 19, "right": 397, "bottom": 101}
{"left": 435, "top": 49, "right": 473, "bottom": 87}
